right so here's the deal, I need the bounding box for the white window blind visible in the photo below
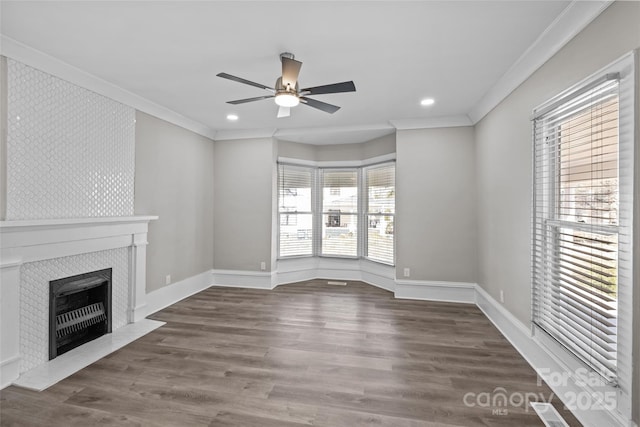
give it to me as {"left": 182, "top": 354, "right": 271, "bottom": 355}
{"left": 321, "top": 169, "right": 358, "bottom": 257}
{"left": 365, "top": 163, "right": 395, "bottom": 264}
{"left": 532, "top": 75, "right": 627, "bottom": 382}
{"left": 278, "top": 164, "right": 313, "bottom": 257}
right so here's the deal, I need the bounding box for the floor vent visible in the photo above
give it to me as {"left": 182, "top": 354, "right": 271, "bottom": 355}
{"left": 530, "top": 402, "right": 569, "bottom": 427}
{"left": 327, "top": 281, "right": 347, "bottom": 286}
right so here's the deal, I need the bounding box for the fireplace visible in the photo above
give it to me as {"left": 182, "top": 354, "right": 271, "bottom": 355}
{"left": 49, "top": 268, "right": 112, "bottom": 360}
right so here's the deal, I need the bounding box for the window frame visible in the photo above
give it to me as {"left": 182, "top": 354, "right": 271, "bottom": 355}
{"left": 277, "top": 163, "right": 315, "bottom": 259}
{"left": 319, "top": 167, "right": 360, "bottom": 259}
{"left": 530, "top": 53, "right": 635, "bottom": 419}
{"left": 363, "top": 162, "right": 396, "bottom": 266}
{"left": 276, "top": 159, "right": 396, "bottom": 266}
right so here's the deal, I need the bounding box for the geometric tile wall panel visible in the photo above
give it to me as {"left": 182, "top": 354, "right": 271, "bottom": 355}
{"left": 19, "top": 248, "right": 130, "bottom": 373}
{"left": 6, "top": 59, "right": 135, "bottom": 220}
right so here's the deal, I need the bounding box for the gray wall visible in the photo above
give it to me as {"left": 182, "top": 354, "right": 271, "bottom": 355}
{"left": 475, "top": 0, "right": 640, "bottom": 323}
{"left": 474, "top": 2, "right": 639, "bottom": 423}
{"left": 213, "top": 137, "right": 275, "bottom": 271}
{"left": 134, "top": 111, "right": 214, "bottom": 292}
{"left": 396, "top": 127, "right": 477, "bottom": 282}
{"left": 0, "top": 56, "right": 6, "bottom": 220}
{"left": 634, "top": 50, "right": 640, "bottom": 423}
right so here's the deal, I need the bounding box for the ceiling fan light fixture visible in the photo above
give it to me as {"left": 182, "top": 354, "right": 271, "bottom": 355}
{"left": 275, "top": 93, "right": 300, "bottom": 107}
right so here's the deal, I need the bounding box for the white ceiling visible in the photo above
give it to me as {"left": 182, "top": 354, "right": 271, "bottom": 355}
{"left": 1, "top": 1, "right": 597, "bottom": 144}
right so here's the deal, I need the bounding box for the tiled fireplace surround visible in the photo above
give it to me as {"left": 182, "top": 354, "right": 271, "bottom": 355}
{"left": 0, "top": 217, "right": 161, "bottom": 389}
{"left": 0, "top": 59, "right": 162, "bottom": 389}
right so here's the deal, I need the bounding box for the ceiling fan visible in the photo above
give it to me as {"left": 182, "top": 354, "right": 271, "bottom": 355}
{"left": 217, "top": 52, "right": 356, "bottom": 118}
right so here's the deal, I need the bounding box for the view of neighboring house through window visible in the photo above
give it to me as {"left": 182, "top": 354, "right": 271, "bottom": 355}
{"left": 277, "top": 161, "right": 396, "bottom": 265}
{"left": 321, "top": 169, "right": 359, "bottom": 257}
{"left": 532, "top": 75, "right": 626, "bottom": 382}
{"left": 278, "top": 164, "right": 313, "bottom": 257}
{"left": 365, "top": 163, "right": 395, "bottom": 264}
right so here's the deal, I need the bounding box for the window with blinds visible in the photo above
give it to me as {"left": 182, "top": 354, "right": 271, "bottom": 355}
{"left": 321, "top": 169, "right": 358, "bottom": 257}
{"left": 365, "top": 163, "right": 395, "bottom": 264}
{"left": 532, "top": 75, "right": 624, "bottom": 382}
{"left": 278, "top": 164, "right": 314, "bottom": 257}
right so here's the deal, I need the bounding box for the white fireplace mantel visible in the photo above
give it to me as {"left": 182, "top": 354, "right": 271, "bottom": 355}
{"left": 0, "top": 215, "right": 158, "bottom": 388}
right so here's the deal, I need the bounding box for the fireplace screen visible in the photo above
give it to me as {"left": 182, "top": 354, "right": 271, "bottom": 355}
{"left": 49, "top": 268, "right": 112, "bottom": 359}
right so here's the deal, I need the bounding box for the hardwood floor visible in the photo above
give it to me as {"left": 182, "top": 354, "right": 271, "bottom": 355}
{"left": 1, "top": 280, "right": 581, "bottom": 426}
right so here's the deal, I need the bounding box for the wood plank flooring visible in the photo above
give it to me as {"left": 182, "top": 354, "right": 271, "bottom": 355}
{"left": 0, "top": 280, "right": 581, "bottom": 426}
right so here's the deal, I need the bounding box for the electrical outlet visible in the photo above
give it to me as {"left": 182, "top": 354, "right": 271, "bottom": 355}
{"left": 403, "top": 268, "right": 410, "bottom": 278}
{"left": 165, "top": 274, "right": 171, "bottom": 285}
{"left": 260, "top": 261, "right": 266, "bottom": 271}
{"left": 500, "top": 290, "right": 505, "bottom": 303}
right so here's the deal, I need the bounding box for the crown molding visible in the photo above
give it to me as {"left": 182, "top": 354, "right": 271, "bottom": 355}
{"left": 215, "top": 123, "right": 396, "bottom": 145}
{"left": 0, "top": 35, "right": 217, "bottom": 140}
{"left": 389, "top": 115, "right": 472, "bottom": 130}
{"left": 276, "top": 123, "right": 394, "bottom": 137}
{"left": 213, "top": 128, "right": 277, "bottom": 141}
{"left": 468, "top": 0, "right": 613, "bottom": 124}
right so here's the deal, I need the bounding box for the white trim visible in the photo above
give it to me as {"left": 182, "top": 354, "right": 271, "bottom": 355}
{"left": 395, "top": 280, "right": 476, "bottom": 304}
{"left": 360, "top": 259, "right": 396, "bottom": 292}
{"left": 144, "top": 269, "right": 214, "bottom": 316}
{"left": 0, "top": 36, "right": 216, "bottom": 140}
{"left": 468, "top": 0, "right": 613, "bottom": 123}
{"left": 214, "top": 128, "right": 276, "bottom": 141}
{"left": 212, "top": 269, "right": 275, "bottom": 290}
{"left": 389, "top": 115, "right": 472, "bottom": 130}
{"left": 277, "top": 123, "right": 394, "bottom": 138}
{"left": 0, "top": 216, "right": 158, "bottom": 263}
{"left": 475, "top": 285, "right": 631, "bottom": 427}
{"left": 275, "top": 257, "right": 396, "bottom": 291}
{"left": 278, "top": 153, "right": 396, "bottom": 168}
{"left": 217, "top": 123, "right": 396, "bottom": 144}
{"left": 0, "top": 216, "right": 158, "bottom": 229}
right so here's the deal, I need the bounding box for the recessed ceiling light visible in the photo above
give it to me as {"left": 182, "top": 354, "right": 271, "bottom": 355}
{"left": 420, "top": 98, "right": 435, "bottom": 106}
{"left": 226, "top": 114, "right": 239, "bottom": 121}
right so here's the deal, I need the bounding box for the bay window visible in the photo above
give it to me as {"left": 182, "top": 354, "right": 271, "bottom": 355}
{"left": 277, "top": 161, "right": 395, "bottom": 265}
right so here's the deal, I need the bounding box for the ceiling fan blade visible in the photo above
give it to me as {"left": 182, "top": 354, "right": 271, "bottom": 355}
{"left": 227, "top": 95, "right": 274, "bottom": 105}
{"left": 300, "top": 97, "right": 341, "bottom": 114}
{"left": 217, "top": 72, "right": 273, "bottom": 91}
{"left": 300, "top": 81, "right": 356, "bottom": 96}
{"left": 281, "top": 57, "right": 302, "bottom": 88}
{"left": 277, "top": 106, "right": 290, "bottom": 118}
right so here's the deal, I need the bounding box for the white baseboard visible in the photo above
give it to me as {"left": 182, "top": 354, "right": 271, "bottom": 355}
{"left": 474, "top": 285, "right": 631, "bottom": 427}
{"left": 395, "top": 280, "right": 476, "bottom": 304}
{"left": 275, "top": 258, "right": 396, "bottom": 292}
{"left": 361, "top": 270, "right": 395, "bottom": 292}
{"left": 212, "top": 269, "right": 274, "bottom": 290}
{"left": 145, "top": 269, "right": 214, "bottom": 316}
{"left": 0, "top": 355, "right": 21, "bottom": 389}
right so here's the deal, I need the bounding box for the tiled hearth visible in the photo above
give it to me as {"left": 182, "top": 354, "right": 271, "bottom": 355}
{"left": 0, "top": 216, "right": 162, "bottom": 390}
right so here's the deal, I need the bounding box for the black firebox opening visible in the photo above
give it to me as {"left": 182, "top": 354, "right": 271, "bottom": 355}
{"left": 49, "top": 268, "right": 112, "bottom": 360}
